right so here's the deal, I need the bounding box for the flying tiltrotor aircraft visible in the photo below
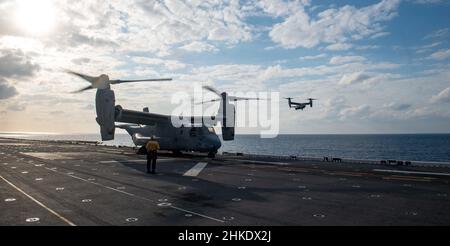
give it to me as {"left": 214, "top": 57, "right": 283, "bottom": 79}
{"left": 67, "top": 71, "right": 262, "bottom": 157}
{"left": 285, "top": 97, "right": 317, "bottom": 111}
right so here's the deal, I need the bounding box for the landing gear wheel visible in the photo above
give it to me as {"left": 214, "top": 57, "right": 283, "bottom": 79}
{"left": 208, "top": 151, "right": 217, "bottom": 158}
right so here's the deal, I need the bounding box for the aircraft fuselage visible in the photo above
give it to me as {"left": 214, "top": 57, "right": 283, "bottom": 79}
{"left": 120, "top": 124, "right": 222, "bottom": 154}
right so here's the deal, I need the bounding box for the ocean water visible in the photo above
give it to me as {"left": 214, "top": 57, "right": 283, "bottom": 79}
{"left": 1, "top": 133, "right": 450, "bottom": 163}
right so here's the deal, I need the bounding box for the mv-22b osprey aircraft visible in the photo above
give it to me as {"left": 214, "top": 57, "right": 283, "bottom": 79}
{"left": 285, "top": 97, "right": 317, "bottom": 111}
{"left": 68, "top": 71, "right": 262, "bottom": 157}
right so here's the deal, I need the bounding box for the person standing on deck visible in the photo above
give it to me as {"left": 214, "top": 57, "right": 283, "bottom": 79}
{"left": 145, "top": 136, "right": 160, "bottom": 174}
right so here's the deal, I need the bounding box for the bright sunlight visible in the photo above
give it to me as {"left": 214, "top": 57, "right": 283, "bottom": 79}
{"left": 15, "top": 0, "right": 56, "bottom": 35}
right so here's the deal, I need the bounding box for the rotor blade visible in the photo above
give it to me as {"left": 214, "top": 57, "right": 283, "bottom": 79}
{"left": 110, "top": 78, "right": 172, "bottom": 84}
{"left": 230, "top": 96, "right": 268, "bottom": 101}
{"left": 71, "top": 85, "right": 93, "bottom": 93}
{"left": 195, "top": 99, "right": 221, "bottom": 105}
{"left": 202, "top": 86, "right": 222, "bottom": 97}
{"left": 66, "top": 70, "right": 97, "bottom": 84}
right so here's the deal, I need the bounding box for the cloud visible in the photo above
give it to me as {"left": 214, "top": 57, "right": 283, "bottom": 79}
{"left": 0, "top": 1, "right": 26, "bottom": 37}
{"left": 330, "top": 55, "right": 366, "bottom": 65}
{"left": 188, "top": 60, "right": 401, "bottom": 87}
{"left": 180, "top": 41, "right": 218, "bottom": 53}
{"left": 321, "top": 97, "right": 350, "bottom": 119}
{"left": 50, "top": 110, "right": 64, "bottom": 115}
{"left": 429, "top": 49, "right": 450, "bottom": 60}
{"left": 257, "top": 0, "right": 310, "bottom": 17}
{"left": 424, "top": 28, "right": 450, "bottom": 40}
{"left": 369, "top": 62, "right": 401, "bottom": 70}
{"left": 431, "top": 87, "right": 450, "bottom": 103}
{"left": 131, "top": 56, "right": 187, "bottom": 71}
{"left": 370, "top": 31, "right": 390, "bottom": 39}
{"left": 0, "top": 1, "right": 254, "bottom": 57}
{"left": 299, "top": 54, "right": 327, "bottom": 60}
{"left": 415, "top": 42, "right": 442, "bottom": 53}
{"left": 413, "top": 0, "right": 445, "bottom": 4}
{"left": 82, "top": 104, "right": 94, "bottom": 110}
{"left": 0, "top": 48, "right": 40, "bottom": 78}
{"left": 339, "top": 105, "right": 372, "bottom": 120}
{"left": 71, "top": 57, "right": 91, "bottom": 65}
{"left": 0, "top": 78, "right": 18, "bottom": 100}
{"left": 7, "top": 102, "right": 26, "bottom": 111}
{"left": 355, "top": 45, "right": 380, "bottom": 50}
{"left": 338, "top": 72, "right": 372, "bottom": 85}
{"left": 325, "top": 43, "right": 353, "bottom": 51}
{"left": 389, "top": 103, "right": 412, "bottom": 111}
{"left": 268, "top": 0, "right": 400, "bottom": 49}
{"left": 190, "top": 64, "right": 262, "bottom": 83}
{"left": 66, "top": 32, "right": 118, "bottom": 48}
{"left": 127, "top": 0, "right": 253, "bottom": 50}
{"left": 0, "top": 48, "right": 39, "bottom": 101}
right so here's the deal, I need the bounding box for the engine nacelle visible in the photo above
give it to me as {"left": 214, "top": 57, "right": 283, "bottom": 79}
{"left": 95, "top": 89, "right": 116, "bottom": 141}
{"left": 221, "top": 126, "right": 235, "bottom": 141}
{"left": 221, "top": 103, "right": 235, "bottom": 141}
{"left": 132, "top": 133, "right": 151, "bottom": 146}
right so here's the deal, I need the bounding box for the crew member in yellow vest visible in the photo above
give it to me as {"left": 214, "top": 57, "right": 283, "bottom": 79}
{"left": 145, "top": 136, "right": 160, "bottom": 174}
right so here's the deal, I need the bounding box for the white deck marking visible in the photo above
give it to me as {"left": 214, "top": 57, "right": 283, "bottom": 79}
{"left": 20, "top": 152, "right": 75, "bottom": 160}
{"left": 0, "top": 143, "right": 30, "bottom": 146}
{"left": 0, "top": 175, "right": 76, "bottom": 226}
{"left": 45, "top": 167, "right": 224, "bottom": 223}
{"left": 99, "top": 159, "right": 175, "bottom": 164}
{"left": 373, "top": 169, "right": 450, "bottom": 177}
{"left": 230, "top": 159, "right": 288, "bottom": 166}
{"left": 183, "top": 162, "right": 208, "bottom": 177}
{"left": 21, "top": 152, "right": 123, "bottom": 160}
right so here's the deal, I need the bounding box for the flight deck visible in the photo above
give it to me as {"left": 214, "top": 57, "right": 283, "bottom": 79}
{"left": 1, "top": 137, "right": 449, "bottom": 226}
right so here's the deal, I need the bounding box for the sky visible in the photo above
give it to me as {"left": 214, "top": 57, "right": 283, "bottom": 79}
{"left": 0, "top": 0, "right": 449, "bottom": 135}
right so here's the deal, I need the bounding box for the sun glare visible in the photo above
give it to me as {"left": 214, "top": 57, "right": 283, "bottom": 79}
{"left": 15, "top": 0, "right": 56, "bottom": 35}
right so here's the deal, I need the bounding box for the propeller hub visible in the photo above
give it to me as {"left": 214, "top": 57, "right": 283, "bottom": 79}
{"left": 221, "top": 92, "right": 228, "bottom": 99}
{"left": 97, "top": 74, "right": 111, "bottom": 89}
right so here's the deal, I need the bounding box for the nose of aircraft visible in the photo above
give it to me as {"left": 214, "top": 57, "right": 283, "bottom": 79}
{"left": 206, "top": 134, "right": 221, "bottom": 150}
